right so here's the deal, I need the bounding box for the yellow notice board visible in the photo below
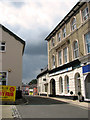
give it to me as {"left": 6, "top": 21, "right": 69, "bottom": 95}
{"left": 0, "top": 85, "right": 16, "bottom": 101}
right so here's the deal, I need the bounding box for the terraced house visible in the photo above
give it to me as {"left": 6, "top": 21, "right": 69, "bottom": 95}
{"left": 37, "top": 2, "right": 90, "bottom": 101}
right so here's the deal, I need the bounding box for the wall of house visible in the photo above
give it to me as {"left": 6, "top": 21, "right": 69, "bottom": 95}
{"left": 2, "top": 29, "right": 24, "bottom": 89}
{"left": 48, "top": 2, "right": 90, "bottom": 71}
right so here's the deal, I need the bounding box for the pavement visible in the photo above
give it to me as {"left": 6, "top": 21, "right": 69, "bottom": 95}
{"left": 0, "top": 95, "right": 90, "bottom": 119}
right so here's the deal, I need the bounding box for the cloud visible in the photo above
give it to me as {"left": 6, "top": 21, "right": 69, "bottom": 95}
{"left": 0, "top": 0, "right": 79, "bottom": 83}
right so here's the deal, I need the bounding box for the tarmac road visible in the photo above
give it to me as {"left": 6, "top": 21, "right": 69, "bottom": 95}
{"left": 16, "top": 96, "right": 88, "bottom": 118}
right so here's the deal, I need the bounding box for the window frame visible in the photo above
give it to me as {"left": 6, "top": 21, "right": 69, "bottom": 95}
{"left": 51, "top": 38, "right": 55, "bottom": 47}
{"left": 71, "top": 17, "right": 76, "bottom": 31}
{"left": 0, "top": 42, "right": 6, "bottom": 52}
{"left": 59, "top": 77, "right": 63, "bottom": 94}
{"left": 0, "top": 71, "right": 8, "bottom": 85}
{"left": 52, "top": 55, "right": 55, "bottom": 69}
{"left": 84, "top": 32, "right": 90, "bottom": 54}
{"left": 82, "top": 6, "right": 89, "bottom": 22}
{"left": 63, "top": 47, "right": 68, "bottom": 63}
{"left": 62, "top": 27, "right": 66, "bottom": 38}
{"left": 58, "top": 50, "right": 62, "bottom": 66}
{"left": 73, "top": 40, "right": 79, "bottom": 59}
{"left": 57, "top": 32, "right": 61, "bottom": 42}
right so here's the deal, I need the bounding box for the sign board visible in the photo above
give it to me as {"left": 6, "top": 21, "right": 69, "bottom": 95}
{"left": 82, "top": 64, "right": 90, "bottom": 74}
{"left": 0, "top": 85, "right": 16, "bottom": 101}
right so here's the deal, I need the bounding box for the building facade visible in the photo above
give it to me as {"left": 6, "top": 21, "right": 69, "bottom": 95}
{"left": 37, "top": 2, "right": 90, "bottom": 101}
{"left": 0, "top": 24, "right": 25, "bottom": 89}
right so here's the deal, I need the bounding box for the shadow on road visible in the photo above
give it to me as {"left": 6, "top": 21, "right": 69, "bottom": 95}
{"left": 25, "top": 96, "right": 69, "bottom": 105}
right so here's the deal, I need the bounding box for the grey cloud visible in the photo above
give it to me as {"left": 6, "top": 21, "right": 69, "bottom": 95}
{"left": 25, "top": 41, "right": 47, "bottom": 56}
{"left": 22, "top": 54, "right": 48, "bottom": 83}
{"left": 11, "top": 2, "right": 25, "bottom": 8}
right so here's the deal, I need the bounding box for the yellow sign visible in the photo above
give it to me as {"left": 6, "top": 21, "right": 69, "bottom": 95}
{"left": 0, "top": 85, "right": 16, "bottom": 101}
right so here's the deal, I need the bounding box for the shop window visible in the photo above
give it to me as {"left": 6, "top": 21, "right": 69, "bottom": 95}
{"left": 59, "top": 77, "right": 63, "bottom": 94}
{"left": 65, "top": 76, "right": 69, "bottom": 94}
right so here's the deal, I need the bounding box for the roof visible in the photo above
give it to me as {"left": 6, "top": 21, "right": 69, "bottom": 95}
{"left": 37, "top": 66, "right": 48, "bottom": 79}
{"left": 0, "top": 24, "right": 25, "bottom": 54}
{"left": 45, "top": 1, "right": 85, "bottom": 41}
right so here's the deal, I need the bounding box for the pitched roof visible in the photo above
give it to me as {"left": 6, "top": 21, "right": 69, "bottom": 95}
{"left": 0, "top": 24, "right": 25, "bottom": 54}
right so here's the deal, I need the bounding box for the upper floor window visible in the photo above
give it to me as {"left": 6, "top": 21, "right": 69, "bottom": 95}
{"left": 58, "top": 51, "right": 62, "bottom": 65}
{"left": 82, "top": 7, "right": 89, "bottom": 21}
{"left": 63, "top": 47, "right": 67, "bottom": 63}
{"left": 85, "top": 32, "right": 90, "bottom": 54}
{"left": 71, "top": 18, "right": 76, "bottom": 31}
{"left": 57, "top": 32, "right": 61, "bottom": 42}
{"left": 0, "top": 42, "right": 6, "bottom": 52}
{"left": 73, "top": 41, "right": 79, "bottom": 59}
{"left": 62, "top": 27, "right": 66, "bottom": 38}
{"left": 52, "top": 55, "right": 55, "bottom": 68}
{"left": 51, "top": 38, "right": 55, "bottom": 47}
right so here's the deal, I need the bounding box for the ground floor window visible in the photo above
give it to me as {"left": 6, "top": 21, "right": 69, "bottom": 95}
{"left": 85, "top": 73, "right": 90, "bottom": 99}
{"left": 45, "top": 84, "right": 48, "bottom": 92}
{"left": 65, "top": 76, "right": 69, "bottom": 94}
{"left": 0, "top": 72, "right": 7, "bottom": 85}
{"left": 59, "top": 77, "right": 63, "bottom": 94}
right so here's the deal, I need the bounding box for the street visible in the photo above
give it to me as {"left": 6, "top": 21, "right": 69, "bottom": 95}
{"left": 16, "top": 96, "right": 88, "bottom": 118}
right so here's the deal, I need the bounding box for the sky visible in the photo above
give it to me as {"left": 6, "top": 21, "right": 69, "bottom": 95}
{"left": 0, "top": 0, "right": 79, "bottom": 84}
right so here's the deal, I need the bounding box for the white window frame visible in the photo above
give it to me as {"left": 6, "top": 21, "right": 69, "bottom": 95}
{"left": 0, "top": 71, "right": 8, "bottom": 85}
{"left": 62, "top": 27, "right": 66, "bottom": 38}
{"left": 63, "top": 47, "right": 68, "bottom": 63}
{"left": 73, "top": 41, "right": 79, "bottom": 59}
{"left": 0, "top": 42, "right": 6, "bottom": 52}
{"left": 71, "top": 18, "right": 76, "bottom": 31}
{"left": 84, "top": 32, "right": 90, "bottom": 54}
{"left": 58, "top": 50, "right": 62, "bottom": 66}
{"left": 82, "top": 7, "right": 89, "bottom": 22}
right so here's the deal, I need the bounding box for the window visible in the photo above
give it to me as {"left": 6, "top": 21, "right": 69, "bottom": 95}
{"left": 0, "top": 42, "right": 6, "bottom": 52}
{"left": 85, "top": 32, "right": 90, "bottom": 53}
{"left": 52, "top": 55, "right": 55, "bottom": 68}
{"left": 62, "top": 27, "right": 66, "bottom": 38}
{"left": 0, "top": 72, "right": 7, "bottom": 85}
{"left": 45, "top": 84, "right": 48, "bottom": 92}
{"left": 65, "top": 76, "right": 69, "bottom": 94}
{"left": 73, "top": 41, "right": 79, "bottom": 59}
{"left": 82, "top": 7, "right": 89, "bottom": 21}
{"left": 71, "top": 18, "right": 76, "bottom": 31}
{"left": 63, "top": 47, "right": 67, "bottom": 63}
{"left": 51, "top": 38, "right": 55, "bottom": 47}
{"left": 43, "top": 78, "right": 46, "bottom": 81}
{"left": 59, "top": 77, "right": 63, "bottom": 93}
{"left": 57, "top": 32, "right": 61, "bottom": 42}
{"left": 58, "top": 51, "right": 62, "bottom": 65}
